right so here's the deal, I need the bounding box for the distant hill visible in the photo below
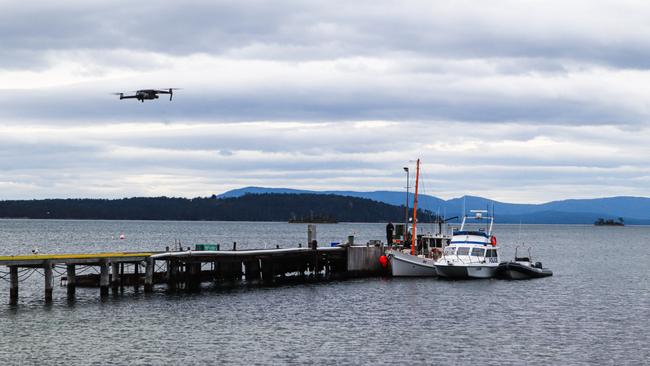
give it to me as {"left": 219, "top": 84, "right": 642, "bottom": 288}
{"left": 218, "top": 187, "right": 650, "bottom": 224}
{"left": 0, "top": 194, "right": 436, "bottom": 223}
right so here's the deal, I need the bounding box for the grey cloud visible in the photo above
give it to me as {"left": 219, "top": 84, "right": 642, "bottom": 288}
{"left": 2, "top": 1, "right": 650, "bottom": 200}
{"left": 1, "top": 118, "right": 648, "bottom": 201}
{"left": 0, "top": 72, "right": 644, "bottom": 127}
{"left": 2, "top": 1, "right": 650, "bottom": 70}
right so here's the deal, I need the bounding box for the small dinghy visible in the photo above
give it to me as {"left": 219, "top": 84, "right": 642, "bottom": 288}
{"left": 497, "top": 245, "right": 552, "bottom": 279}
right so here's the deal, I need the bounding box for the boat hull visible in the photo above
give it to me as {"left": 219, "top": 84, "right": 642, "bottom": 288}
{"left": 497, "top": 262, "right": 553, "bottom": 279}
{"left": 388, "top": 251, "right": 437, "bottom": 277}
{"left": 435, "top": 263, "right": 498, "bottom": 279}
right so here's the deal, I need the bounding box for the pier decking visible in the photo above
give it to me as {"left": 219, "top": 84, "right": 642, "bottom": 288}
{"left": 0, "top": 241, "right": 384, "bottom": 305}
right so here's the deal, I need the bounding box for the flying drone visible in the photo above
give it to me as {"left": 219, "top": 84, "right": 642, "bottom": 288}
{"left": 112, "top": 88, "right": 180, "bottom": 102}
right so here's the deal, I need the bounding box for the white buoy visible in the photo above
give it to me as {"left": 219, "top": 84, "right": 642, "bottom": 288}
{"left": 32, "top": 247, "right": 39, "bottom": 255}
{"left": 119, "top": 234, "right": 125, "bottom": 240}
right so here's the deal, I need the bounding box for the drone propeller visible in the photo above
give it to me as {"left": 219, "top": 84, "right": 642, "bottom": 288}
{"left": 110, "top": 92, "right": 124, "bottom": 99}
{"left": 163, "top": 88, "right": 181, "bottom": 101}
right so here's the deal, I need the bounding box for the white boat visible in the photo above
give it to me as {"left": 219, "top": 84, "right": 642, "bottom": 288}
{"left": 387, "top": 233, "right": 449, "bottom": 276}
{"left": 434, "top": 210, "right": 500, "bottom": 279}
{"left": 387, "top": 159, "right": 450, "bottom": 277}
{"left": 388, "top": 249, "right": 438, "bottom": 276}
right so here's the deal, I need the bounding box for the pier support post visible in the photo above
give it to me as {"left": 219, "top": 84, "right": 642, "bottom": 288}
{"left": 187, "top": 262, "right": 201, "bottom": 292}
{"left": 100, "top": 261, "right": 109, "bottom": 297}
{"left": 134, "top": 262, "right": 140, "bottom": 291}
{"left": 144, "top": 258, "right": 154, "bottom": 293}
{"left": 244, "top": 259, "right": 261, "bottom": 282}
{"left": 66, "top": 264, "right": 76, "bottom": 300}
{"left": 111, "top": 262, "right": 120, "bottom": 293}
{"left": 261, "top": 259, "right": 275, "bottom": 284}
{"left": 307, "top": 225, "right": 317, "bottom": 247}
{"left": 168, "top": 260, "right": 178, "bottom": 291}
{"left": 9, "top": 266, "right": 18, "bottom": 305}
{"left": 212, "top": 260, "right": 218, "bottom": 281}
{"left": 166, "top": 260, "right": 172, "bottom": 282}
{"left": 44, "top": 261, "right": 53, "bottom": 303}
{"left": 120, "top": 263, "right": 125, "bottom": 290}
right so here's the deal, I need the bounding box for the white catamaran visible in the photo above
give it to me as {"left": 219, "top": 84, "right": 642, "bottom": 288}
{"left": 434, "top": 210, "right": 500, "bottom": 279}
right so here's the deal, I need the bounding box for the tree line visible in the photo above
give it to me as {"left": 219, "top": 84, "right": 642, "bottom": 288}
{"left": 0, "top": 193, "right": 438, "bottom": 223}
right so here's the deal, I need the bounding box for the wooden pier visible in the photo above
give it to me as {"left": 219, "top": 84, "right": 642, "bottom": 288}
{"left": 0, "top": 252, "right": 153, "bottom": 304}
{"left": 0, "top": 239, "right": 385, "bottom": 304}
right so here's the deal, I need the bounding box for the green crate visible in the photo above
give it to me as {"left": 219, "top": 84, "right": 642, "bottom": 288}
{"left": 195, "top": 244, "right": 218, "bottom": 251}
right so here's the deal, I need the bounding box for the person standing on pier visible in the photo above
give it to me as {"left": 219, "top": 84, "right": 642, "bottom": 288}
{"left": 386, "top": 222, "right": 394, "bottom": 246}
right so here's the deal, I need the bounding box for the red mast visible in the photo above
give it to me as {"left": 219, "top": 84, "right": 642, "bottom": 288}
{"left": 411, "top": 158, "right": 420, "bottom": 256}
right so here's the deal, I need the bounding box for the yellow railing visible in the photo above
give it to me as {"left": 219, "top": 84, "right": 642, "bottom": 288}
{"left": 0, "top": 252, "right": 153, "bottom": 262}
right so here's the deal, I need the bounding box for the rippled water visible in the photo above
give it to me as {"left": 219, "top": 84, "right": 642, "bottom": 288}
{"left": 0, "top": 220, "right": 648, "bottom": 365}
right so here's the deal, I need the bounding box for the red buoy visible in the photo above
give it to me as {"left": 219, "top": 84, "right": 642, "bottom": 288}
{"left": 379, "top": 255, "right": 388, "bottom": 268}
{"left": 490, "top": 236, "right": 497, "bottom": 246}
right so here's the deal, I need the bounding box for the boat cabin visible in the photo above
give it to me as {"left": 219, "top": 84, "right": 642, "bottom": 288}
{"left": 443, "top": 245, "right": 499, "bottom": 263}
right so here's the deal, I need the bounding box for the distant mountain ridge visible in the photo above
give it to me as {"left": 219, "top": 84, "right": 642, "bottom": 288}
{"left": 218, "top": 187, "right": 650, "bottom": 224}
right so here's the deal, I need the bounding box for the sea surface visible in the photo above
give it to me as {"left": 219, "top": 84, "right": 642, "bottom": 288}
{"left": 0, "top": 219, "right": 648, "bottom": 365}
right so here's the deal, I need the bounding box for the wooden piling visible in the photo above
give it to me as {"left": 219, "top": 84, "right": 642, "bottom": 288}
{"left": 99, "top": 262, "right": 109, "bottom": 297}
{"left": 307, "top": 224, "right": 316, "bottom": 246}
{"left": 187, "top": 262, "right": 201, "bottom": 292}
{"left": 168, "top": 259, "right": 178, "bottom": 291}
{"left": 261, "top": 258, "right": 275, "bottom": 284}
{"left": 144, "top": 258, "right": 154, "bottom": 293}
{"left": 165, "top": 260, "right": 171, "bottom": 281}
{"left": 134, "top": 262, "right": 140, "bottom": 291}
{"left": 9, "top": 266, "right": 18, "bottom": 305}
{"left": 44, "top": 261, "right": 53, "bottom": 303}
{"left": 66, "top": 264, "right": 76, "bottom": 299}
{"left": 244, "top": 259, "right": 261, "bottom": 282}
{"left": 120, "top": 263, "right": 125, "bottom": 290}
{"left": 111, "top": 262, "right": 120, "bottom": 293}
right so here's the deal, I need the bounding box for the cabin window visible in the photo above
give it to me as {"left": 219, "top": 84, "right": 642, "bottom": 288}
{"left": 444, "top": 247, "right": 456, "bottom": 256}
{"left": 486, "top": 249, "right": 497, "bottom": 258}
{"left": 457, "top": 247, "right": 470, "bottom": 256}
{"left": 471, "top": 248, "right": 485, "bottom": 257}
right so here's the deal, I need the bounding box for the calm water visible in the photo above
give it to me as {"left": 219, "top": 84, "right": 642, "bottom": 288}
{"left": 0, "top": 220, "right": 648, "bottom": 365}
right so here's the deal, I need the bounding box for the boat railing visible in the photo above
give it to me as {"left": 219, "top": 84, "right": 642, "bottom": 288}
{"left": 514, "top": 245, "right": 532, "bottom": 262}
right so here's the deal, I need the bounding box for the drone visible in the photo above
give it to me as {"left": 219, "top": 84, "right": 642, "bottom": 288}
{"left": 112, "top": 88, "right": 180, "bottom": 102}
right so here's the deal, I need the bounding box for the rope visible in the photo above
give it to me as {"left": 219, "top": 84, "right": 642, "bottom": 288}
{"left": 17, "top": 268, "right": 38, "bottom": 281}
{"left": 52, "top": 266, "right": 67, "bottom": 276}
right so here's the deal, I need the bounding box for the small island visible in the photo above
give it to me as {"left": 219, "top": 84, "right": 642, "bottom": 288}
{"left": 594, "top": 217, "right": 625, "bottom": 226}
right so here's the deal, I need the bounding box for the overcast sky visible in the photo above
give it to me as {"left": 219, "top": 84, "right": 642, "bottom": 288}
{"left": 2, "top": 0, "right": 650, "bottom": 203}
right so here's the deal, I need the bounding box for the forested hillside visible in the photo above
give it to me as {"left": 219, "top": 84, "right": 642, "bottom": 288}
{"left": 0, "top": 194, "right": 436, "bottom": 222}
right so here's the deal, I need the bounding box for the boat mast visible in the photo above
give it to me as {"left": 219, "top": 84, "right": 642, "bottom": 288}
{"left": 411, "top": 158, "right": 420, "bottom": 256}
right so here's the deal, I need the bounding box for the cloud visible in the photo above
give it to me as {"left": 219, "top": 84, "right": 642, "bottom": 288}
{"left": 1, "top": 56, "right": 649, "bottom": 126}
{"left": 3, "top": 1, "right": 650, "bottom": 68}
{"left": 1, "top": 121, "right": 649, "bottom": 202}
{"left": 1, "top": 1, "right": 650, "bottom": 201}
